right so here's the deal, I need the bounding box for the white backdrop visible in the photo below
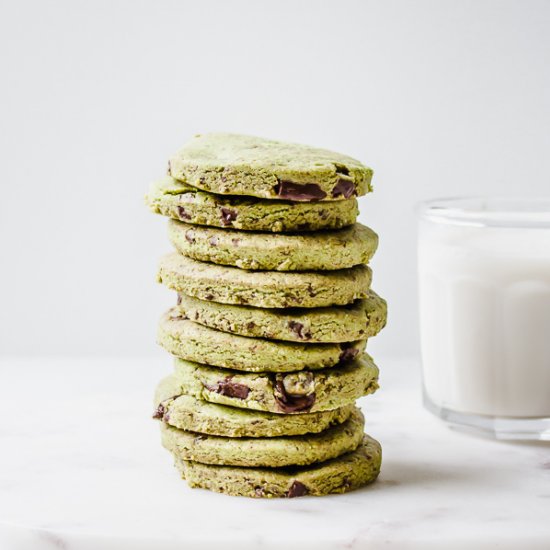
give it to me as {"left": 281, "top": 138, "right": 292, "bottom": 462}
{"left": 0, "top": 0, "right": 549, "bottom": 358}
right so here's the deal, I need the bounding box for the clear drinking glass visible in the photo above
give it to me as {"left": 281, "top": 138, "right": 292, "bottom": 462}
{"left": 417, "top": 197, "right": 550, "bottom": 440}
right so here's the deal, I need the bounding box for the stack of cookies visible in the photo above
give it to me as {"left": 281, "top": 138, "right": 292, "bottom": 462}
{"left": 146, "top": 133, "right": 387, "bottom": 498}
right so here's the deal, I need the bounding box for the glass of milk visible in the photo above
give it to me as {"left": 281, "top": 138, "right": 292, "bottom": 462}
{"left": 417, "top": 197, "right": 550, "bottom": 440}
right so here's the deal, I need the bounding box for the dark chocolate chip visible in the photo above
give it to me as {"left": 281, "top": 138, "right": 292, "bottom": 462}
{"left": 274, "top": 380, "right": 316, "bottom": 413}
{"left": 339, "top": 344, "right": 359, "bottom": 364}
{"left": 169, "top": 313, "right": 187, "bottom": 321}
{"left": 177, "top": 206, "right": 191, "bottom": 220}
{"left": 209, "top": 236, "right": 218, "bottom": 246}
{"left": 288, "top": 321, "right": 311, "bottom": 340}
{"left": 286, "top": 481, "right": 308, "bottom": 498}
{"left": 205, "top": 377, "right": 250, "bottom": 399}
{"left": 185, "top": 230, "right": 195, "bottom": 243}
{"left": 332, "top": 179, "right": 356, "bottom": 199}
{"left": 152, "top": 395, "right": 181, "bottom": 420}
{"left": 274, "top": 181, "right": 327, "bottom": 202}
{"left": 152, "top": 403, "right": 165, "bottom": 420}
{"left": 204, "top": 294, "right": 214, "bottom": 300}
{"left": 220, "top": 208, "right": 237, "bottom": 226}
{"left": 246, "top": 321, "right": 256, "bottom": 330}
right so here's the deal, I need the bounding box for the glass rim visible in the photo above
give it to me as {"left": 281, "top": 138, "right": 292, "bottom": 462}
{"left": 416, "top": 196, "right": 550, "bottom": 228}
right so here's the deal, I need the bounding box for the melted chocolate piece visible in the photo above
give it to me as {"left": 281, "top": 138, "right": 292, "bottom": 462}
{"left": 331, "top": 179, "right": 355, "bottom": 199}
{"left": 274, "top": 181, "right": 327, "bottom": 202}
{"left": 274, "top": 380, "right": 316, "bottom": 413}
{"left": 288, "top": 321, "right": 311, "bottom": 340}
{"left": 220, "top": 208, "right": 237, "bottom": 226}
{"left": 287, "top": 481, "right": 308, "bottom": 498}
{"left": 169, "top": 313, "right": 187, "bottom": 321}
{"left": 177, "top": 206, "right": 191, "bottom": 220}
{"left": 339, "top": 344, "right": 359, "bottom": 364}
{"left": 152, "top": 395, "right": 181, "bottom": 420}
{"left": 205, "top": 378, "right": 250, "bottom": 399}
{"left": 152, "top": 403, "right": 165, "bottom": 420}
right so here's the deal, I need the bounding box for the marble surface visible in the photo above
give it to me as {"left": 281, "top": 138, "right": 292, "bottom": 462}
{"left": 0, "top": 356, "right": 549, "bottom": 550}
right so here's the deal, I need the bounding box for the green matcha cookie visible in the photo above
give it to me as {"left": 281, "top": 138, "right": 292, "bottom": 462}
{"left": 160, "top": 408, "right": 364, "bottom": 468}
{"left": 176, "top": 291, "right": 387, "bottom": 343}
{"left": 155, "top": 377, "right": 355, "bottom": 437}
{"left": 171, "top": 356, "right": 379, "bottom": 414}
{"left": 168, "top": 133, "right": 373, "bottom": 202}
{"left": 157, "top": 253, "right": 372, "bottom": 308}
{"left": 171, "top": 434, "right": 381, "bottom": 497}
{"left": 158, "top": 309, "right": 366, "bottom": 372}
{"left": 146, "top": 177, "right": 359, "bottom": 232}
{"left": 168, "top": 219, "right": 378, "bottom": 272}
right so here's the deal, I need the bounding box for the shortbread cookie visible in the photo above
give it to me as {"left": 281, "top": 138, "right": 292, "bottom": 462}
{"left": 168, "top": 219, "right": 378, "bottom": 271}
{"left": 176, "top": 292, "right": 387, "bottom": 343}
{"left": 167, "top": 133, "right": 373, "bottom": 201}
{"left": 158, "top": 309, "right": 366, "bottom": 372}
{"left": 157, "top": 253, "right": 372, "bottom": 308}
{"left": 154, "top": 378, "right": 355, "bottom": 437}
{"left": 146, "top": 177, "right": 359, "bottom": 232}
{"left": 172, "top": 434, "right": 382, "bottom": 497}
{"left": 171, "top": 356, "right": 379, "bottom": 414}
{"left": 160, "top": 408, "right": 365, "bottom": 467}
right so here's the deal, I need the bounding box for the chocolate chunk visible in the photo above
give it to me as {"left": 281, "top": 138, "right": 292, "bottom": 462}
{"left": 205, "top": 377, "right": 250, "bottom": 399}
{"left": 274, "top": 379, "right": 316, "bottom": 413}
{"left": 332, "top": 179, "right": 355, "bottom": 199}
{"left": 246, "top": 321, "right": 256, "bottom": 330}
{"left": 177, "top": 206, "right": 191, "bottom": 220}
{"left": 152, "top": 403, "right": 165, "bottom": 420}
{"left": 185, "top": 230, "right": 195, "bottom": 243}
{"left": 204, "top": 294, "right": 214, "bottom": 300}
{"left": 274, "top": 181, "right": 327, "bottom": 202}
{"left": 286, "top": 481, "right": 308, "bottom": 498}
{"left": 169, "top": 313, "right": 187, "bottom": 321}
{"left": 152, "top": 395, "right": 180, "bottom": 420}
{"left": 220, "top": 208, "right": 237, "bottom": 226}
{"left": 288, "top": 321, "right": 311, "bottom": 340}
{"left": 209, "top": 236, "right": 218, "bottom": 246}
{"left": 339, "top": 344, "right": 359, "bottom": 364}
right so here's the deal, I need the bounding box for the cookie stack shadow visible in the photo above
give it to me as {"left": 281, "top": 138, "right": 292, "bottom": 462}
{"left": 146, "top": 133, "right": 387, "bottom": 498}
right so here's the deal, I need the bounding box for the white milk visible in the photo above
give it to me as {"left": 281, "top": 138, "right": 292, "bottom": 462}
{"left": 418, "top": 210, "right": 550, "bottom": 419}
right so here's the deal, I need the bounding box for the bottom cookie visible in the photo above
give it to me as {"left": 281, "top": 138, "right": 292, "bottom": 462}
{"left": 171, "top": 435, "right": 381, "bottom": 498}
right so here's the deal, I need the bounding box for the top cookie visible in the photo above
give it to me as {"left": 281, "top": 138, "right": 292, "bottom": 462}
{"left": 168, "top": 133, "right": 373, "bottom": 202}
